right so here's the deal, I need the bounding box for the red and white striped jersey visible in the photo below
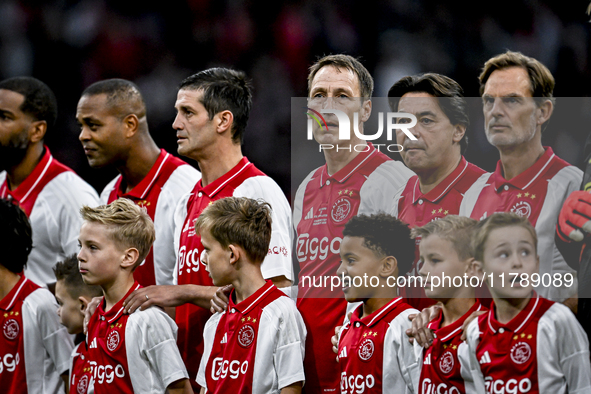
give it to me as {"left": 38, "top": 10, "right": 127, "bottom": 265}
{"left": 173, "top": 157, "right": 293, "bottom": 390}
{"left": 197, "top": 280, "right": 306, "bottom": 393}
{"left": 0, "top": 275, "right": 74, "bottom": 394}
{"left": 460, "top": 147, "right": 582, "bottom": 302}
{"left": 293, "top": 143, "right": 414, "bottom": 393}
{"left": 465, "top": 294, "right": 591, "bottom": 394}
{"left": 419, "top": 302, "right": 485, "bottom": 394}
{"left": 336, "top": 298, "right": 422, "bottom": 394}
{"left": 86, "top": 282, "right": 188, "bottom": 393}
{"left": 101, "top": 149, "right": 201, "bottom": 286}
{"left": 0, "top": 147, "right": 99, "bottom": 286}
{"left": 390, "top": 156, "right": 485, "bottom": 311}
{"left": 69, "top": 342, "right": 91, "bottom": 394}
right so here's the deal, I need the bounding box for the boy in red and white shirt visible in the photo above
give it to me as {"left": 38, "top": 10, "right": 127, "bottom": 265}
{"left": 336, "top": 213, "right": 421, "bottom": 394}
{"left": 465, "top": 213, "right": 590, "bottom": 393}
{"left": 53, "top": 254, "right": 103, "bottom": 394}
{"left": 411, "top": 216, "right": 485, "bottom": 394}
{"left": 195, "top": 197, "right": 305, "bottom": 394}
{"left": 0, "top": 198, "right": 74, "bottom": 393}
{"left": 79, "top": 199, "right": 192, "bottom": 393}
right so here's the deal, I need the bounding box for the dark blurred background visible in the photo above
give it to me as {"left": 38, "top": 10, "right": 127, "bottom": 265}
{"left": 1, "top": 0, "right": 590, "bottom": 200}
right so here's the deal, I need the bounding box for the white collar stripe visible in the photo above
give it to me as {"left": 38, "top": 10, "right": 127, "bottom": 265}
{"left": 522, "top": 154, "right": 555, "bottom": 190}
{"left": 21, "top": 156, "right": 53, "bottom": 203}
{"left": 368, "top": 297, "right": 402, "bottom": 326}
{"left": 211, "top": 161, "right": 251, "bottom": 196}
{"left": 515, "top": 295, "right": 539, "bottom": 333}
{"left": 433, "top": 160, "right": 468, "bottom": 201}
{"left": 339, "top": 149, "right": 375, "bottom": 183}
{"left": 242, "top": 284, "right": 274, "bottom": 315}
{"left": 140, "top": 153, "right": 169, "bottom": 199}
{"left": 6, "top": 278, "right": 28, "bottom": 310}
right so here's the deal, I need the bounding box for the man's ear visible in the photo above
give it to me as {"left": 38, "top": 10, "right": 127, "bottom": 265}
{"left": 380, "top": 256, "right": 398, "bottom": 278}
{"left": 228, "top": 244, "right": 240, "bottom": 266}
{"left": 121, "top": 248, "right": 140, "bottom": 270}
{"left": 29, "top": 120, "right": 47, "bottom": 143}
{"left": 360, "top": 99, "right": 372, "bottom": 123}
{"left": 122, "top": 114, "right": 140, "bottom": 137}
{"left": 215, "top": 110, "right": 234, "bottom": 135}
{"left": 452, "top": 124, "right": 466, "bottom": 144}
{"left": 536, "top": 99, "right": 553, "bottom": 126}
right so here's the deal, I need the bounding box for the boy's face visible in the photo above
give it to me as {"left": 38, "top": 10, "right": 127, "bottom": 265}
{"left": 418, "top": 234, "right": 473, "bottom": 301}
{"left": 55, "top": 280, "right": 84, "bottom": 335}
{"left": 481, "top": 225, "right": 539, "bottom": 299}
{"left": 337, "top": 236, "right": 384, "bottom": 303}
{"left": 200, "top": 228, "right": 232, "bottom": 286}
{"left": 78, "top": 221, "right": 126, "bottom": 286}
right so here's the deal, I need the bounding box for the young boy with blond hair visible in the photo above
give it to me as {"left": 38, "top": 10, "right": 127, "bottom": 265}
{"left": 466, "top": 212, "right": 590, "bottom": 393}
{"left": 79, "top": 198, "right": 192, "bottom": 393}
{"left": 54, "top": 254, "right": 102, "bottom": 394}
{"left": 195, "top": 197, "right": 305, "bottom": 394}
{"left": 335, "top": 213, "right": 421, "bottom": 394}
{"left": 411, "top": 215, "right": 485, "bottom": 394}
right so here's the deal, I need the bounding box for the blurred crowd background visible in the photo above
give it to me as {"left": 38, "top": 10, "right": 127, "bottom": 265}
{"left": 1, "top": 0, "right": 590, "bottom": 201}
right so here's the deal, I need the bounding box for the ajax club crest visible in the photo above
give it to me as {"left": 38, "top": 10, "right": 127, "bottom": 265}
{"left": 3, "top": 318, "right": 19, "bottom": 340}
{"left": 439, "top": 351, "right": 455, "bottom": 374}
{"left": 510, "top": 201, "right": 532, "bottom": 218}
{"left": 358, "top": 338, "right": 375, "bottom": 362}
{"left": 77, "top": 375, "right": 89, "bottom": 394}
{"left": 511, "top": 342, "right": 531, "bottom": 364}
{"left": 107, "top": 330, "right": 120, "bottom": 352}
{"left": 331, "top": 197, "right": 352, "bottom": 223}
{"left": 238, "top": 324, "right": 255, "bottom": 348}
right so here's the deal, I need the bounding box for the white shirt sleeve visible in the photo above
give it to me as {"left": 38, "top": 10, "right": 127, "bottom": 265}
{"left": 358, "top": 161, "right": 414, "bottom": 216}
{"left": 172, "top": 191, "right": 192, "bottom": 286}
{"left": 383, "top": 309, "right": 422, "bottom": 394}
{"left": 464, "top": 319, "right": 486, "bottom": 394}
{"left": 126, "top": 307, "right": 189, "bottom": 392}
{"left": 537, "top": 303, "right": 591, "bottom": 393}
{"left": 458, "top": 173, "right": 492, "bottom": 218}
{"left": 196, "top": 313, "right": 223, "bottom": 389}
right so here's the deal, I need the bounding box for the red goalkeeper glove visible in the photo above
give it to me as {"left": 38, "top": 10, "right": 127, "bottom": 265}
{"left": 557, "top": 190, "right": 591, "bottom": 242}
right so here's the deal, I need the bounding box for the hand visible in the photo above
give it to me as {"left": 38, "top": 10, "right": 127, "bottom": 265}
{"left": 84, "top": 297, "right": 102, "bottom": 335}
{"left": 210, "top": 285, "right": 233, "bottom": 313}
{"left": 332, "top": 312, "right": 352, "bottom": 360}
{"left": 123, "top": 285, "right": 190, "bottom": 314}
{"left": 406, "top": 304, "right": 442, "bottom": 348}
{"left": 460, "top": 310, "right": 487, "bottom": 341}
{"left": 557, "top": 190, "right": 591, "bottom": 242}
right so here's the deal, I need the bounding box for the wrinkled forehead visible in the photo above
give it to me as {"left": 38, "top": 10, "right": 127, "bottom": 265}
{"left": 309, "top": 66, "right": 361, "bottom": 97}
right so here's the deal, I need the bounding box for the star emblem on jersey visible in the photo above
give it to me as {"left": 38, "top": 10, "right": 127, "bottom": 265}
{"left": 510, "top": 201, "right": 532, "bottom": 218}
{"left": 237, "top": 324, "right": 255, "bottom": 348}
{"left": 107, "top": 330, "right": 121, "bottom": 352}
{"left": 439, "top": 350, "right": 455, "bottom": 374}
{"left": 358, "top": 338, "right": 375, "bottom": 361}
{"left": 77, "top": 375, "right": 89, "bottom": 394}
{"left": 331, "top": 196, "right": 352, "bottom": 223}
{"left": 510, "top": 341, "right": 532, "bottom": 364}
{"left": 3, "top": 318, "right": 19, "bottom": 340}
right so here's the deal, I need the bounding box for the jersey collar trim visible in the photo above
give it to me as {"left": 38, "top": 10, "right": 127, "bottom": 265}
{"left": 351, "top": 297, "right": 403, "bottom": 328}
{"left": 0, "top": 276, "right": 28, "bottom": 311}
{"left": 490, "top": 147, "right": 555, "bottom": 192}
{"left": 0, "top": 146, "right": 52, "bottom": 204}
{"left": 319, "top": 143, "right": 376, "bottom": 187}
{"left": 229, "top": 280, "right": 275, "bottom": 315}
{"left": 427, "top": 301, "right": 483, "bottom": 342}
{"left": 197, "top": 157, "right": 251, "bottom": 198}
{"left": 114, "top": 149, "right": 169, "bottom": 199}
{"left": 411, "top": 156, "right": 469, "bottom": 204}
{"left": 98, "top": 282, "right": 141, "bottom": 324}
{"left": 487, "top": 292, "right": 540, "bottom": 334}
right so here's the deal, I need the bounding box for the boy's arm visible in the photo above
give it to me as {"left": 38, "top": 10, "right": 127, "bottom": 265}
{"left": 273, "top": 298, "right": 307, "bottom": 391}
{"left": 166, "top": 378, "right": 194, "bottom": 394}
{"left": 123, "top": 284, "right": 219, "bottom": 313}
{"left": 199, "top": 387, "right": 206, "bottom": 394}
{"left": 280, "top": 381, "right": 303, "bottom": 394}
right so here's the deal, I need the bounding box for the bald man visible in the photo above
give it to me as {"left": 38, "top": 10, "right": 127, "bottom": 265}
{"left": 77, "top": 79, "right": 201, "bottom": 287}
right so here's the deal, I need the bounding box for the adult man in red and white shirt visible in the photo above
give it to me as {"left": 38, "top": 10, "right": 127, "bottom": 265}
{"left": 465, "top": 293, "right": 591, "bottom": 394}
{"left": 387, "top": 73, "right": 485, "bottom": 311}
{"left": 77, "top": 79, "right": 200, "bottom": 286}
{"left": 0, "top": 198, "right": 74, "bottom": 393}
{"left": 121, "top": 68, "right": 293, "bottom": 391}
{"left": 293, "top": 55, "right": 414, "bottom": 393}
{"left": 0, "top": 76, "right": 99, "bottom": 287}
{"left": 459, "top": 51, "right": 582, "bottom": 304}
